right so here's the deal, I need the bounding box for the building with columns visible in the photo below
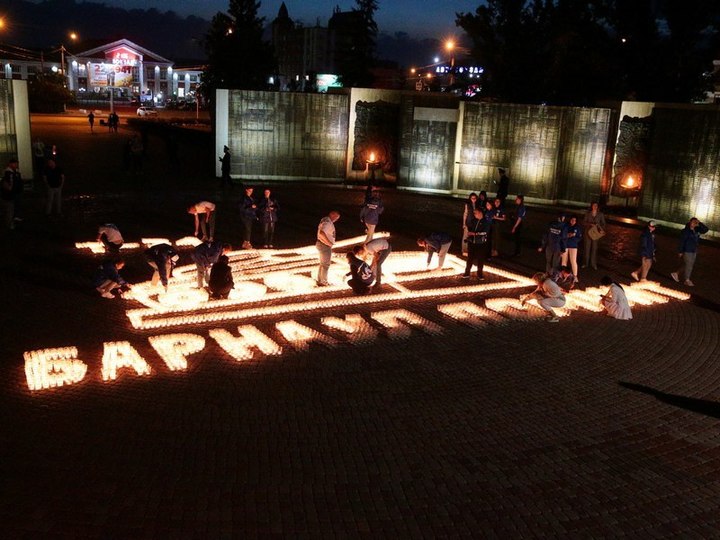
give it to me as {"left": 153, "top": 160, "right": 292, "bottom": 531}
{"left": 0, "top": 38, "right": 202, "bottom": 104}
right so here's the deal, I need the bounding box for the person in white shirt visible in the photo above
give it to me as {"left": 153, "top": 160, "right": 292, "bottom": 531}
{"left": 315, "top": 211, "right": 340, "bottom": 286}
{"left": 600, "top": 276, "right": 632, "bottom": 320}
{"left": 521, "top": 272, "right": 566, "bottom": 323}
{"left": 97, "top": 223, "right": 124, "bottom": 254}
{"left": 187, "top": 200, "right": 216, "bottom": 241}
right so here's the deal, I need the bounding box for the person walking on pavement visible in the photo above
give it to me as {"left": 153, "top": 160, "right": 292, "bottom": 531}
{"left": 360, "top": 183, "right": 384, "bottom": 243}
{"left": 582, "top": 201, "right": 606, "bottom": 269}
{"left": 562, "top": 215, "right": 582, "bottom": 282}
{"left": 417, "top": 232, "right": 453, "bottom": 270}
{"left": 239, "top": 187, "right": 257, "bottom": 249}
{"left": 43, "top": 159, "right": 65, "bottom": 217}
{"left": 521, "top": 272, "right": 566, "bottom": 323}
{"left": 360, "top": 237, "right": 392, "bottom": 286}
{"left": 88, "top": 111, "right": 95, "bottom": 133}
{"left": 188, "top": 200, "right": 216, "bottom": 241}
{"left": 632, "top": 221, "right": 656, "bottom": 282}
{"left": 316, "top": 211, "right": 340, "bottom": 286}
{"left": 219, "top": 145, "right": 232, "bottom": 187}
{"left": 671, "top": 217, "right": 709, "bottom": 287}
{"left": 258, "top": 188, "right": 279, "bottom": 247}
{"left": 511, "top": 194, "right": 526, "bottom": 256}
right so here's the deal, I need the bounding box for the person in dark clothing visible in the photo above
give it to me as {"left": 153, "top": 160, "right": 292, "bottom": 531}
{"left": 94, "top": 258, "right": 130, "bottom": 299}
{"left": 145, "top": 243, "right": 179, "bottom": 292}
{"left": 1, "top": 158, "right": 20, "bottom": 230}
{"left": 208, "top": 255, "right": 234, "bottom": 299}
{"left": 219, "top": 145, "right": 232, "bottom": 187}
{"left": 671, "top": 217, "right": 709, "bottom": 287}
{"left": 88, "top": 111, "right": 95, "bottom": 133}
{"left": 360, "top": 184, "right": 384, "bottom": 242}
{"left": 191, "top": 241, "right": 231, "bottom": 288}
{"left": 496, "top": 168, "right": 510, "bottom": 204}
{"left": 208, "top": 255, "right": 235, "bottom": 300}
{"left": 511, "top": 194, "right": 526, "bottom": 256}
{"left": 463, "top": 208, "right": 491, "bottom": 280}
{"left": 257, "top": 188, "right": 279, "bottom": 247}
{"left": 538, "top": 213, "right": 567, "bottom": 274}
{"left": 345, "top": 251, "right": 374, "bottom": 295}
{"left": 631, "top": 221, "right": 656, "bottom": 282}
{"left": 239, "top": 187, "right": 257, "bottom": 249}
{"left": 43, "top": 159, "right": 64, "bottom": 216}
{"left": 417, "top": 232, "right": 453, "bottom": 270}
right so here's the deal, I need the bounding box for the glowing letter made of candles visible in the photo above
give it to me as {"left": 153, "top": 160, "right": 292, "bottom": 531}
{"left": 148, "top": 334, "right": 206, "bottom": 371}
{"left": 209, "top": 326, "right": 282, "bottom": 361}
{"left": 436, "top": 302, "right": 504, "bottom": 328}
{"left": 101, "top": 341, "right": 152, "bottom": 381}
{"left": 370, "top": 309, "right": 443, "bottom": 340}
{"left": 275, "top": 321, "right": 338, "bottom": 351}
{"left": 321, "top": 314, "right": 378, "bottom": 344}
{"left": 24, "top": 347, "right": 87, "bottom": 391}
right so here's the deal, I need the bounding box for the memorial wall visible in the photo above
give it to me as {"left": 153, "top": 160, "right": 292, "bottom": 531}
{"left": 640, "top": 106, "right": 720, "bottom": 234}
{"left": 0, "top": 80, "right": 32, "bottom": 177}
{"left": 215, "top": 90, "right": 720, "bottom": 232}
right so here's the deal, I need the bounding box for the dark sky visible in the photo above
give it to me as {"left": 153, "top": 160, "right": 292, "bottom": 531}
{"left": 85, "top": 0, "right": 480, "bottom": 39}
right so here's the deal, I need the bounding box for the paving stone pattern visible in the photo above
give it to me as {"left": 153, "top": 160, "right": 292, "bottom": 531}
{"left": 1, "top": 116, "right": 720, "bottom": 537}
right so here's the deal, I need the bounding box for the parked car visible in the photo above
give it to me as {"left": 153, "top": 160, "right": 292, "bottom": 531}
{"left": 136, "top": 106, "right": 158, "bottom": 117}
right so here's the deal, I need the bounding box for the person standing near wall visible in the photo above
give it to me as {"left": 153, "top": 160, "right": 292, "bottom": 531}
{"left": 631, "top": 221, "right": 656, "bottom": 282}
{"left": 463, "top": 207, "right": 491, "bottom": 280}
{"left": 671, "top": 217, "right": 709, "bottom": 287}
{"left": 491, "top": 198, "right": 506, "bottom": 257}
{"left": 496, "top": 167, "right": 510, "bottom": 205}
{"left": 220, "top": 145, "right": 232, "bottom": 187}
{"left": 582, "top": 201, "right": 606, "bottom": 270}
{"left": 511, "top": 194, "right": 527, "bottom": 257}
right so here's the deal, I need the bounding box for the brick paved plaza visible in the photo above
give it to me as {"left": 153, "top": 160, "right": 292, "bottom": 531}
{"left": 2, "top": 114, "right": 720, "bottom": 537}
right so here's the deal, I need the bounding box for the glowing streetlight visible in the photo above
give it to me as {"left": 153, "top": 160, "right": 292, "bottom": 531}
{"left": 0, "top": 18, "right": 5, "bottom": 30}
{"left": 445, "top": 39, "right": 456, "bottom": 86}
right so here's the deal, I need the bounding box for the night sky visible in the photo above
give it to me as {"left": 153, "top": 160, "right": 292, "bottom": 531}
{"left": 95, "top": 0, "right": 481, "bottom": 39}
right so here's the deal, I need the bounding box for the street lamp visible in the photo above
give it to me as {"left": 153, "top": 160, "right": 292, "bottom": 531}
{"left": 445, "top": 40, "right": 455, "bottom": 86}
{"left": 60, "top": 31, "right": 78, "bottom": 77}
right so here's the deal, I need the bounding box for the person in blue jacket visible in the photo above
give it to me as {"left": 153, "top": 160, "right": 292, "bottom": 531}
{"left": 671, "top": 217, "right": 709, "bottom": 287}
{"left": 538, "top": 213, "right": 566, "bottom": 274}
{"left": 561, "top": 215, "right": 582, "bottom": 282}
{"left": 360, "top": 184, "right": 384, "bottom": 242}
{"left": 239, "top": 186, "right": 257, "bottom": 249}
{"left": 631, "top": 221, "right": 656, "bottom": 282}
{"left": 417, "top": 232, "right": 453, "bottom": 270}
{"left": 94, "top": 258, "right": 130, "bottom": 299}
{"left": 191, "top": 241, "right": 231, "bottom": 288}
{"left": 145, "top": 243, "right": 179, "bottom": 292}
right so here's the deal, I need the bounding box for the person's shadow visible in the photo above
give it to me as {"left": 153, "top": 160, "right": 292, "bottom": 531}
{"left": 619, "top": 382, "right": 720, "bottom": 419}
